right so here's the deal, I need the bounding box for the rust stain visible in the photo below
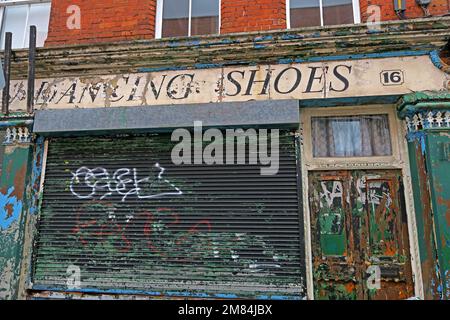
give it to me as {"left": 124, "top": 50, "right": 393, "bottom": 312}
{"left": 11, "top": 164, "right": 27, "bottom": 200}
{"left": 384, "top": 240, "right": 397, "bottom": 257}
{"left": 415, "top": 143, "right": 441, "bottom": 299}
{"left": 4, "top": 204, "right": 14, "bottom": 219}
{"left": 437, "top": 196, "right": 450, "bottom": 226}
{"left": 345, "top": 282, "right": 355, "bottom": 294}
{"left": 0, "top": 160, "right": 13, "bottom": 194}
{"left": 371, "top": 282, "right": 410, "bottom": 300}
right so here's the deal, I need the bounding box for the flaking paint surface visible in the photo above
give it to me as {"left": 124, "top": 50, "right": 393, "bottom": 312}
{"left": 0, "top": 143, "right": 32, "bottom": 299}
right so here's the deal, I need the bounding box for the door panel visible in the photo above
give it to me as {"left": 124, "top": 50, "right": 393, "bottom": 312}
{"left": 309, "top": 172, "right": 358, "bottom": 300}
{"left": 309, "top": 170, "right": 414, "bottom": 300}
{"left": 318, "top": 179, "right": 347, "bottom": 257}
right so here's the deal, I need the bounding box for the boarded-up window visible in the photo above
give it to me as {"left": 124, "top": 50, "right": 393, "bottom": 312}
{"left": 311, "top": 114, "right": 392, "bottom": 158}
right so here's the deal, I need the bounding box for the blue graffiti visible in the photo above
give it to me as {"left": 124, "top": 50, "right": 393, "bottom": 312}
{"left": 0, "top": 187, "right": 23, "bottom": 230}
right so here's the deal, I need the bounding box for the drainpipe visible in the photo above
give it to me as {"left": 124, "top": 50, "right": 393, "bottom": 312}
{"left": 394, "top": 0, "right": 407, "bottom": 19}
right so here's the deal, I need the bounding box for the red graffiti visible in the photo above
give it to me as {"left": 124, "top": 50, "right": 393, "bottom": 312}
{"left": 175, "top": 220, "right": 212, "bottom": 245}
{"left": 72, "top": 201, "right": 132, "bottom": 252}
{"left": 72, "top": 203, "right": 211, "bottom": 256}
{"left": 142, "top": 208, "right": 176, "bottom": 256}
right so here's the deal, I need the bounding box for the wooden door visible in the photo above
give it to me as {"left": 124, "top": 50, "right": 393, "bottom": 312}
{"left": 309, "top": 170, "right": 414, "bottom": 300}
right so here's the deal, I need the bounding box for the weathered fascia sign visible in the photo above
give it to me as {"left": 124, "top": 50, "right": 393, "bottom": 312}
{"left": 3, "top": 55, "right": 449, "bottom": 112}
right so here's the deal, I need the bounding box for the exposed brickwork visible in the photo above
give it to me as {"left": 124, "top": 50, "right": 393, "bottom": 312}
{"left": 220, "top": 0, "right": 286, "bottom": 34}
{"left": 45, "top": 0, "right": 157, "bottom": 46}
{"left": 44, "top": 1, "right": 450, "bottom": 46}
{"left": 360, "top": 0, "right": 450, "bottom": 22}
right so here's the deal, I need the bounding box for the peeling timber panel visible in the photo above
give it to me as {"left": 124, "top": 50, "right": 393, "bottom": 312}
{"left": 4, "top": 56, "right": 449, "bottom": 112}
{"left": 31, "top": 131, "right": 306, "bottom": 299}
{"left": 407, "top": 137, "right": 442, "bottom": 300}
{"left": 424, "top": 132, "right": 450, "bottom": 300}
{"left": 309, "top": 170, "right": 414, "bottom": 300}
{"left": 0, "top": 136, "right": 33, "bottom": 300}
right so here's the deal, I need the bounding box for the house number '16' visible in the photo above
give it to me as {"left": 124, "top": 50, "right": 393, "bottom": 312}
{"left": 380, "top": 70, "right": 404, "bottom": 86}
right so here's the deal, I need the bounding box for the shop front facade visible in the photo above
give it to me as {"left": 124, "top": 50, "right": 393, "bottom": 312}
{"left": 0, "top": 17, "right": 449, "bottom": 300}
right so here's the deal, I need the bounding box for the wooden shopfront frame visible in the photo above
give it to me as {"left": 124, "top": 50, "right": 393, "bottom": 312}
{"left": 299, "top": 104, "right": 424, "bottom": 300}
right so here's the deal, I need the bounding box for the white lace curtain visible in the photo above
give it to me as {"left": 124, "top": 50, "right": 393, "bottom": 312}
{"left": 312, "top": 115, "right": 392, "bottom": 158}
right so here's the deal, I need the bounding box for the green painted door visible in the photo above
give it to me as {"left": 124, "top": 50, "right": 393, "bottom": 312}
{"left": 309, "top": 170, "right": 414, "bottom": 300}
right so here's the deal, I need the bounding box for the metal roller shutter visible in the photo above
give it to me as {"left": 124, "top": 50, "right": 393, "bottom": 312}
{"left": 32, "top": 130, "right": 306, "bottom": 299}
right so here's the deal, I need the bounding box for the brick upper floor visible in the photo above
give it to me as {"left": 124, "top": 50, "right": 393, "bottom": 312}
{"left": 0, "top": 0, "right": 449, "bottom": 48}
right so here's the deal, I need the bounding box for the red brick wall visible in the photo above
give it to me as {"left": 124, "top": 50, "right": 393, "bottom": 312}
{"left": 45, "top": 0, "right": 157, "bottom": 46}
{"left": 220, "top": 0, "right": 286, "bottom": 34}
{"left": 360, "top": 0, "right": 450, "bottom": 22}
{"left": 45, "top": 0, "right": 450, "bottom": 46}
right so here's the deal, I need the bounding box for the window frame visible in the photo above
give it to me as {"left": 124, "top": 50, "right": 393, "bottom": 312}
{"left": 301, "top": 105, "right": 403, "bottom": 171}
{"left": 0, "top": 0, "right": 52, "bottom": 49}
{"left": 155, "top": 0, "right": 221, "bottom": 39}
{"left": 286, "top": 0, "right": 361, "bottom": 29}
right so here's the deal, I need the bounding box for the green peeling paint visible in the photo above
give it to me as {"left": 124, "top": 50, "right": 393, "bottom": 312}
{"left": 399, "top": 92, "right": 450, "bottom": 300}
{"left": 424, "top": 132, "right": 450, "bottom": 300}
{"left": 0, "top": 142, "right": 33, "bottom": 300}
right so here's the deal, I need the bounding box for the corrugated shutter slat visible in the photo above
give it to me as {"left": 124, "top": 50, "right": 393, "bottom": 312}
{"left": 32, "top": 131, "right": 306, "bottom": 298}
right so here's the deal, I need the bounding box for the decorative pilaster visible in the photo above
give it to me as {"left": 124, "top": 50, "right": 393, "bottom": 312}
{"left": 398, "top": 91, "right": 450, "bottom": 300}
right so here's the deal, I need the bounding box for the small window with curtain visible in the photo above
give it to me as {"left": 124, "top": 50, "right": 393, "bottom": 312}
{"left": 0, "top": 0, "right": 52, "bottom": 49}
{"left": 288, "top": 0, "right": 360, "bottom": 28}
{"left": 311, "top": 114, "right": 393, "bottom": 158}
{"left": 157, "top": 0, "right": 220, "bottom": 38}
